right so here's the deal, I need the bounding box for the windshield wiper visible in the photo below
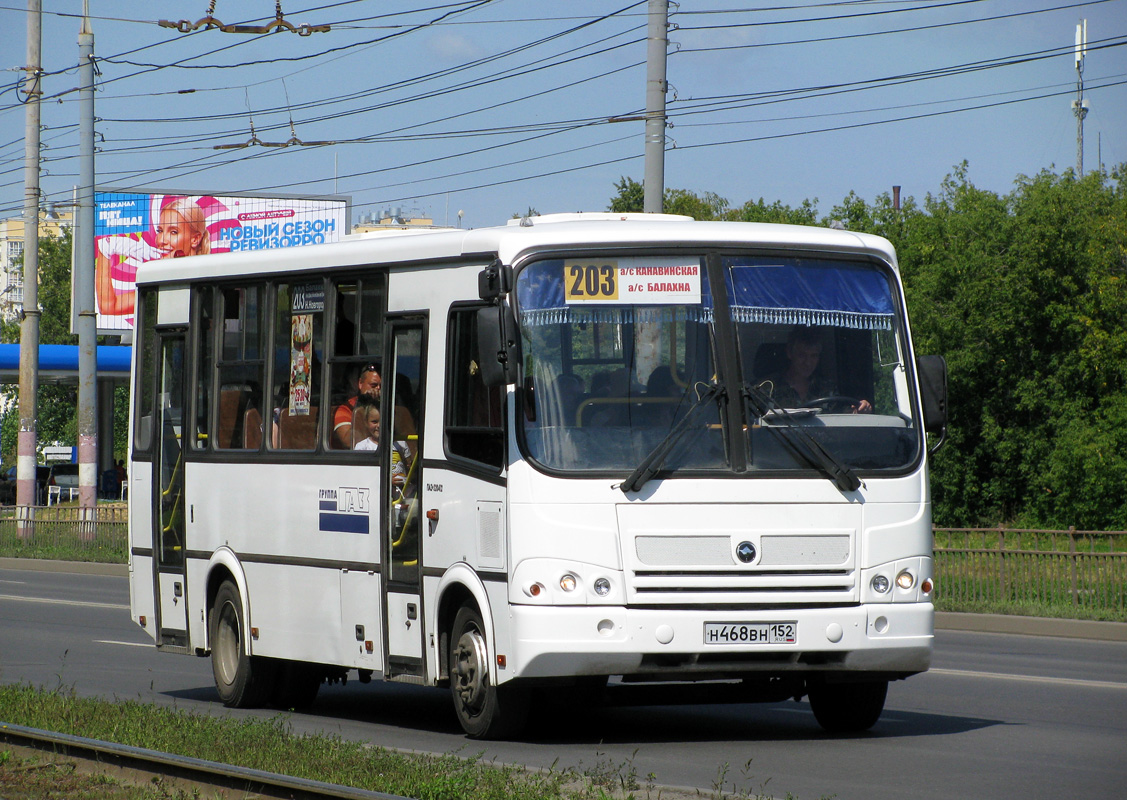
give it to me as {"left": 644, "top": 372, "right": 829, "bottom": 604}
{"left": 619, "top": 382, "right": 725, "bottom": 494}
{"left": 742, "top": 382, "right": 861, "bottom": 493}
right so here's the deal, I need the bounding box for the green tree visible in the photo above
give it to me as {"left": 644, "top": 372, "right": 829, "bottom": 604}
{"left": 824, "top": 164, "right": 1127, "bottom": 528}
{"left": 0, "top": 226, "right": 122, "bottom": 467}
{"left": 608, "top": 176, "right": 815, "bottom": 223}
{"left": 734, "top": 196, "right": 820, "bottom": 226}
{"left": 605, "top": 164, "right": 1127, "bottom": 528}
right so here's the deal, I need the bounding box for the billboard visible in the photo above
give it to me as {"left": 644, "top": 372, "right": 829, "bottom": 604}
{"left": 93, "top": 191, "right": 348, "bottom": 333}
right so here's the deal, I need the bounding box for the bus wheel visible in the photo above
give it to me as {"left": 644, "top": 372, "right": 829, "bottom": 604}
{"left": 449, "top": 605, "right": 528, "bottom": 739}
{"left": 272, "top": 661, "right": 321, "bottom": 711}
{"left": 807, "top": 678, "right": 888, "bottom": 733}
{"left": 210, "top": 580, "right": 276, "bottom": 708}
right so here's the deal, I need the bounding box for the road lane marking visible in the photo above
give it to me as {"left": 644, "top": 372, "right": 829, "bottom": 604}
{"left": 95, "top": 640, "right": 153, "bottom": 648}
{"left": 0, "top": 593, "right": 128, "bottom": 610}
{"left": 928, "top": 667, "right": 1127, "bottom": 691}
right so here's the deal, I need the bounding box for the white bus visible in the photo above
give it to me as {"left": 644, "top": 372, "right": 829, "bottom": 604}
{"left": 128, "top": 213, "right": 947, "bottom": 738}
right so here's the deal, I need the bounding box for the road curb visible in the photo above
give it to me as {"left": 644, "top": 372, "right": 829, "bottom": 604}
{"left": 0, "top": 557, "right": 127, "bottom": 577}
{"left": 3, "top": 559, "right": 1124, "bottom": 641}
{"left": 935, "top": 611, "right": 1127, "bottom": 641}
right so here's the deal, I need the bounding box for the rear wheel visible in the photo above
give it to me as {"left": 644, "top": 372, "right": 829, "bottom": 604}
{"left": 271, "top": 661, "right": 322, "bottom": 711}
{"left": 210, "top": 580, "right": 276, "bottom": 708}
{"left": 807, "top": 678, "right": 888, "bottom": 733}
{"left": 449, "top": 605, "right": 529, "bottom": 739}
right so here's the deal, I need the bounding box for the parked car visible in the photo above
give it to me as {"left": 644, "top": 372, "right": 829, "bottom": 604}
{"left": 0, "top": 467, "right": 14, "bottom": 504}
{"left": 47, "top": 463, "right": 80, "bottom": 503}
{"left": 0, "top": 465, "right": 50, "bottom": 505}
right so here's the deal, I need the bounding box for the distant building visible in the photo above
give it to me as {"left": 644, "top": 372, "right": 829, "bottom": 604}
{"left": 352, "top": 208, "right": 437, "bottom": 233}
{"left": 0, "top": 212, "right": 74, "bottom": 322}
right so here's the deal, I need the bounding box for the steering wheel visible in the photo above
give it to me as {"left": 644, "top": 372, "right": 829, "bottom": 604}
{"left": 806, "top": 395, "right": 864, "bottom": 413}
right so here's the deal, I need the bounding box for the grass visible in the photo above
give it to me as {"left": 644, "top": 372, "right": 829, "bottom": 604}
{"left": 0, "top": 684, "right": 829, "bottom": 800}
{"left": 932, "top": 596, "right": 1127, "bottom": 622}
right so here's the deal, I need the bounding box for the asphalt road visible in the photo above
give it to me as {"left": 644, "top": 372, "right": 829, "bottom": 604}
{"left": 2, "top": 563, "right": 1125, "bottom": 800}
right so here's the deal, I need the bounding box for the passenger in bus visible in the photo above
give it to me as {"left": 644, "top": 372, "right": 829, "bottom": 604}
{"left": 332, "top": 363, "right": 381, "bottom": 449}
{"left": 351, "top": 394, "right": 380, "bottom": 450}
{"left": 762, "top": 327, "right": 871, "bottom": 413}
{"left": 585, "top": 368, "right": 631, "bottom": 426}
{"left": 390, "top": 374, "right": 420, "bottom": 459}
{"left": 391, "top": 438, "right": 413, "bottom": 497}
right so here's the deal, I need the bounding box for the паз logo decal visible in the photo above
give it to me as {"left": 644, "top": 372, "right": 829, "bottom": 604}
{"left": 318, "top": 487, "right": 370, "bottom": 534}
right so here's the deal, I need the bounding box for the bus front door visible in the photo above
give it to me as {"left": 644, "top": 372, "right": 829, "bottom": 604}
{"left": 153, "top": 332, "right": 188, "bottom": 648}
{"left": 383, "top": 322, "right": 426, "bottom": 680}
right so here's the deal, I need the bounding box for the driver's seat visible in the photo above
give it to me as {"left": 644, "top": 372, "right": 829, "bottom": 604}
{"left": 752, "top": 343, "right": 787, "bottom": 382}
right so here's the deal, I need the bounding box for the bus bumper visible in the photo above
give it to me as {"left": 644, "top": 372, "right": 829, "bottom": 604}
{"left": 506, "top": 602, "right": 932, "bottom": 680}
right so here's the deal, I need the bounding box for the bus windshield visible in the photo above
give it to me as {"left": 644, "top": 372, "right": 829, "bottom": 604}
{"left": 515, "top": 253, "right": 921, "bottom": 477}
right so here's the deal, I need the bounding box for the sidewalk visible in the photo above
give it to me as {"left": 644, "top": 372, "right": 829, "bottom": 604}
{"left": 3, "top": 557, "right": 1125, "bottom": 642}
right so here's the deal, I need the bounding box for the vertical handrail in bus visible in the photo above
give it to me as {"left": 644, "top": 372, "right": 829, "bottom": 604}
{"left": 160, "top": 434, "right": 184, "bottom": 549}
{"left": 391, "top": 435, "right": 420, "bottom": 565}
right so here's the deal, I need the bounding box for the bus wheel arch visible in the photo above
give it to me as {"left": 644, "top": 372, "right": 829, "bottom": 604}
{"left": 205, "top": 548, "right": 251, "bottom": 652}
{"left": 433, "top": 565, "right": 493, "bottom": 684}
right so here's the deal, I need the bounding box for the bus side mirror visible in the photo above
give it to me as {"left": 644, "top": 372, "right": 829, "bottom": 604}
{"left": 477, "top": 304, "right": 520, "bottom": 386}
{"left": 916, "top": 354, "right": 948, "bottom": 449}
{"left": 478, "top": 261, "right": 512, "bottom": 300}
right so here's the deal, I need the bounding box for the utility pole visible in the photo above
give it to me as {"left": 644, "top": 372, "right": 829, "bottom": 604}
{"left": 643, "top": 0, "right": 668, "bottom": 213}
{"left": 76, "top": 1, "right": 98, "bottom": 523}
{"left": 1072, "top": 19, "right": 1089, "bottom": 176}
{"left": 17, "top": 0, "right": 42, "bottom": 529}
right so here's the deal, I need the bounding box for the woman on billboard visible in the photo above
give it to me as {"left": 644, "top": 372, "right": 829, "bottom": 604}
{"left": 96, "top": 196, "right": 210, "bottom": 316}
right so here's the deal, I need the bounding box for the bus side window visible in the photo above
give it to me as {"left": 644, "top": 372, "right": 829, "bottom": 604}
{"left": 445, "top": 306, "right": 504, "bottom": 469}
{"left": 271, "top": 281, "right": 323, "bottom": 451}
{"left": 190, "top": 286, "right": 214, "bottom": 451}
{"left": 328, "top": 276, "right": 386, "bottom": 451}
{"left": 215, "top": 285, "right": 265, "bottom": 450}
{"left": 133, "top": 288, "right": 158, "bottom": 455}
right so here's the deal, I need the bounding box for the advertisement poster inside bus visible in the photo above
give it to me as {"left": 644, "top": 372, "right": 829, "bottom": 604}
{"left": 94, "top": 191, "right": 347, "bottom": 333}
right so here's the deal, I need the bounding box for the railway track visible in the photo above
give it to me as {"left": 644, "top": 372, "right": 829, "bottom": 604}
{"left": 0, "top": 721, "right": 413, "bottom": 800}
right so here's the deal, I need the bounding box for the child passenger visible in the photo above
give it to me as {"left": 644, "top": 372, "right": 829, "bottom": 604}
{"left": 352, "top": 394, "right": 380, "bottom": 450}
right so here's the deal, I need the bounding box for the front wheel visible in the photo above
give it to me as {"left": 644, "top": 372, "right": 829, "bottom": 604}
{"left": 449, "top": 605, "right": 529, "bottom": 739}
{"left": 807, "top": 678, "right": 888, "bottom": 733}
{"left": 209, "top": 580, "right": 276, "bottom": 708}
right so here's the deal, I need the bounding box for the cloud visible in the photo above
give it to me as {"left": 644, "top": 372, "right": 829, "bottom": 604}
{"left": 427, "top": 33, "right": 486, "bottom": 63}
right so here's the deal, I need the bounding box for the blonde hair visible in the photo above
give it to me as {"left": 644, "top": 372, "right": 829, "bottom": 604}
{"left": 161, "top": 197, "right": 210, "bottom": 255}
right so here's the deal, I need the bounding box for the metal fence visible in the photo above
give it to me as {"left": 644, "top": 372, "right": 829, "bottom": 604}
{"left": 933, "top": 527, "right": 1127, "bottom": 615}
{"left": 0, "top": 505, "right": 128, "bottom": 562}
{"left": 2, "top": 513, "right": 1125, "bottom": 619}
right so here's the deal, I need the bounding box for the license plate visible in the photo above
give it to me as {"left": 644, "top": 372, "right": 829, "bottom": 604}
{"left": 703, "top": 622, "right": 797, "bottom": 645}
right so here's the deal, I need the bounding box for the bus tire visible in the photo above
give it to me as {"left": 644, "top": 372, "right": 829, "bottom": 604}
{"left": 210, "top": 580, "right": 276, "bottom": 708}
{"left": 449, "top": 605, "right": 529, "bottom": 739}
{"left": 271, "top": 661, "right": 321, "bottom": 711}
{"left": 807, "top": 678, "right": 887, "bottom": 733}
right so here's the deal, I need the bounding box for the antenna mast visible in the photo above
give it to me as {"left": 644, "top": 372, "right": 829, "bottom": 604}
{"left": 1072, "top": 19, "right": 1089, "bottom": 176}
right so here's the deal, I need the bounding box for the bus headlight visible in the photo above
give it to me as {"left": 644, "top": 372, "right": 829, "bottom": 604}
{"left": 871, "top": 574, "right": 891, "bottom": 594}
{"left": 559, "top": 573, "right": 577, "bottom": 592}
{"left": 593, "top": 577, "right": 611, "bottom": 596}
{"left": 896, "top": 570, "right": 916, "bottom": 590}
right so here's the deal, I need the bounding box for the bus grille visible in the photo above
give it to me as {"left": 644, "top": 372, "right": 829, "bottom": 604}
{"left": 625, "top": 534, "right": 858, "bottom": 605}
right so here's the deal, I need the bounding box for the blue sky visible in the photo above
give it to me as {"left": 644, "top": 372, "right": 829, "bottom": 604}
{"left": 1, "top": 1, "right": 1124, "bottom": 230}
